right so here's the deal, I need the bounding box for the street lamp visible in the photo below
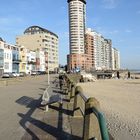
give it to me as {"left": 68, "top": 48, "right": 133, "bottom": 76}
{"left": 47, "top": 52, "right": 53, "bottom": 85}
{"left": 47, "top": 52, "right": 50, "bottom": 85}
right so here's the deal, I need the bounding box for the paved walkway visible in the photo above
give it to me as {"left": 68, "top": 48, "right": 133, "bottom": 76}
{"left": 0, "top": 75, "right": 83, "bottom": 140}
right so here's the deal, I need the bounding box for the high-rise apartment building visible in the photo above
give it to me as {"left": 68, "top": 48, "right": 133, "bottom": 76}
{"left": 112, "top": 48, "right": 120, "bottom": 70}
{"left": 85, "top": 28, "right": 94, "bottom": 70}
{"left": 16, "top": 26, "right": 59, "bottom": 71}
{"left": 85, "top": 28, "right": 113, "bottom": 70}
{"left": 67, "top": 0, "right": 120, "bottom": 71}
{"left": 67, "top": 0, "right": 86, "bottom": 71}
{"left": 104, "top": 39, "right": 112, "bottom": 70}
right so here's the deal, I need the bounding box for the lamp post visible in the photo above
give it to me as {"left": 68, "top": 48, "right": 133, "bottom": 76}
{"left": 47, "top": 52, "right": 50, "bottom": 85}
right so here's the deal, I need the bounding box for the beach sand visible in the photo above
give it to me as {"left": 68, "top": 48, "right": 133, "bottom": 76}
{"left": 78, "top": 79, "right": 140, "bottom": 140}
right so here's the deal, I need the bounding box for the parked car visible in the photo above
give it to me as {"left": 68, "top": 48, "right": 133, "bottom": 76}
{"left": 19, "top": 72, "right": 26, "bottom": 77}
{"left": 2, "top": 73, "right": 13, "bottom": 78}
{"left": 2, "top": 73, "right": 10, "bottom": 78}
{"left": 35, "top": 71, "right": 47, "bottom": 75}
{"left": 16, "top": 73, "right": 20, "bottom": 77}
{"left": 12, "top": 72, "right": 17, "bottom": 77}
{"left": 31, "top": 71, "right": 37, "bottom": 76}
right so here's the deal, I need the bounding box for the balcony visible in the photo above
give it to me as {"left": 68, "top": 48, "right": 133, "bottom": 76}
{"left": 27, "top": 61, "right": 36, "bottom": 65}
{"left": 12, "top": 59, "right": 21, "bottom": 64}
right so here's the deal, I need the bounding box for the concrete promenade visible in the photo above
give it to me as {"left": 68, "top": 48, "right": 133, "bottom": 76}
{"left": 0, "top": 75, "right": 83, "bottom": 140}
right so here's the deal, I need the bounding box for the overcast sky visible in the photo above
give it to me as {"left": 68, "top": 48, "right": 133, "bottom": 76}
{"left": 0, "top": 0, "right": 140, "bottom": 69}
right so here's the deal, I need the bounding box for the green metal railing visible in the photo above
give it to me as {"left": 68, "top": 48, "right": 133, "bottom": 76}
{"left": 64, "top": 74, "right": 110, "bottom": 140}
{"left": 92, "top": 107, "right": 109, "bottom": 140}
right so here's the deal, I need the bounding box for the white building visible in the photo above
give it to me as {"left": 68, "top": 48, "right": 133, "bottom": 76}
{"left": 92, "top": 30, "right": 103, "bottom": 70}
{"left": 27, "top": 50, "right": 36, "bottom": 74}
{"left": 0, "top": 38, "right": 21, "bottom": 74}
{"left": 12, "top": 46, "right": 20, "bottom": 73}
{"left": 86, "top": 28, "right": 113, "bottom": 70}
{"left": 0, "top": 38, "right": 4, "bottom": 75}
{"left": 68, "top": 0, "right": 86, "bottom": 54}
{"left": 4, "top": 44, "right": 13, "bottom": 73}
{"left": 112, "top": 48, "right": 120, "bottom": 70}
{"left": 36, "top": 49, "right": 46, "bottom": 72}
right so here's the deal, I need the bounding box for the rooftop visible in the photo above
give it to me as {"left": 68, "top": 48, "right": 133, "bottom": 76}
{"left": 24, "top": 26, "right": 58, "bottom": 38}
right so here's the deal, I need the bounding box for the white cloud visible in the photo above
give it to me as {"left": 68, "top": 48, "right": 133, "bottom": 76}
{"left": 125, "top": 29, "right": 132, "bottom": 33}
{"left": 102, "top": 0, "right": 119, "bottom": 9}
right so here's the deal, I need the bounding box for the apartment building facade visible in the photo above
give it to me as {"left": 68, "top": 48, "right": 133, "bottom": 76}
{"left": 19, "top": 46, "right": 28, "bottom": 73}
{"left": 112, "top": 48, "right": 120, "bottom": 70}
{"left": 0, "top": 38, "right": 21, "bottom": 74}
{"left": 85, "top": 28, "right": 94, "bottom": 71}
{"left": 12, "top": 46, "right": 20, "bottom": 73}
{"left": 26, "top": 50, "right": 36, "bottom": 74}
{"left": 36, "top": 48, "right": 46, "bottom": 72}
{"left": 0, "top": 37, "right": 54, "bottom": 75}
{"left": 67, "top": 0, "right": 86, "bottom": 71}
{"left": 85, "top": 28, "right": 114, "bottom": 70}
{"left": 16, "top": 26, "right": 59, "bottom": 71}
{"left": 0, "top": 38, "right": 4, "bottom": 75}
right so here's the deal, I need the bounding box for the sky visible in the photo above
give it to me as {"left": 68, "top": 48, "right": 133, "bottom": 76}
{"left": 0, "top": 0, "right": 140, "bottom": 69}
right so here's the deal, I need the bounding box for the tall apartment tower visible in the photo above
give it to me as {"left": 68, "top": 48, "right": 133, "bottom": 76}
{"left": 67, "top": 0, "right": 86, "bottom": 71}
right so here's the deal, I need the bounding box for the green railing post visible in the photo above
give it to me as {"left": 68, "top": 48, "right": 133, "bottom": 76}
{"left": 92, "top": 108, "right": 109, "bottom": 140}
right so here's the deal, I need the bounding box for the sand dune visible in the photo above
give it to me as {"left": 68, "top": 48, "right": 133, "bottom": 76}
{"left": 78, "top": 79, "right": 140, "bottom": 140}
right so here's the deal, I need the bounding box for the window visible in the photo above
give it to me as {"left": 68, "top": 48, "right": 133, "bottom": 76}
{"left": 7, "top": 54, "right": 9, "bottom": 59}
{"left": 4, "top": 62, "right": 9, "bottom": 69}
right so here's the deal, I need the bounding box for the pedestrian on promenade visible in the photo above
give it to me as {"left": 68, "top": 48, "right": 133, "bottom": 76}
{"left": 59, "top": 75, "right": 63, "bottom": 90}
{"left": 80, "top": 75, "right": 84, "bottom": 82}
{"left": 117, "top": 71, "right": 120, "bottom": 79}
{"left": 128, "top": 71, "right": 131, "bottom": 79}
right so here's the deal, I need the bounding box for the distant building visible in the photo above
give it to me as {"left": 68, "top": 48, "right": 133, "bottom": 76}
{"left": 36, "top": 48, "right": 46, "bottom": 72}
{"left": 85, "top": 28, "right": 113, "bottom": 70}
{"left": 67, "top": 0, "right": 86, "bottom": 71}
{"left": 85, "top": 28, "right": 94, "bottom": 71}
{"left": 0, "top": 38, "right": 4, "bottom": 75}
{"left": 0, "top": 38, "right": 16, "bottom": 73}
{"left": 4, "top": 44, "right": 13, "bottom": 73}
{"left": 12, "top": 46, "right": 20, "bottom": 73}
{"left": 67, "top": 54, "right": 88, "bottom": 71}
{"left": 27, "top": 50, "right": 36, "bottom": 74}
{"left": 104, "top": 39, "right": 112, "bottom": 70}
{"left": 16, "top": 26, "right": 59, "bottom": 71}
{"left": 112, "top": 48, "right": 120, "bottom": 70}
{"left": 0, "top": 38, "right": 20, "bottom": 74}
{"left": 19, "top": 46, "right": 28, "bottom": 73}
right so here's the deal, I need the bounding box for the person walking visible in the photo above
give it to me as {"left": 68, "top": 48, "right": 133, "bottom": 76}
{"left": 59, "top": 75, "right": 63, "bottom": 90}
{"left": 117, "top": 71, "right": 120, "bottom": 79}
{"left": 128, "top": 71, "right": 131, "bottom": 79}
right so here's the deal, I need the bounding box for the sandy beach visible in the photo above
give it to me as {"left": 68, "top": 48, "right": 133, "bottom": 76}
{"left": 78, "top": 79, "right": 140, "bottom": 140}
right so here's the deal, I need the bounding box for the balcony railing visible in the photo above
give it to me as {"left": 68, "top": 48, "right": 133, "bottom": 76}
{"left": 27, "top": 61, "right": 36, "bottom": 65}
{"left": 12, "top": 59, "right": 21, "bottom": 64}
